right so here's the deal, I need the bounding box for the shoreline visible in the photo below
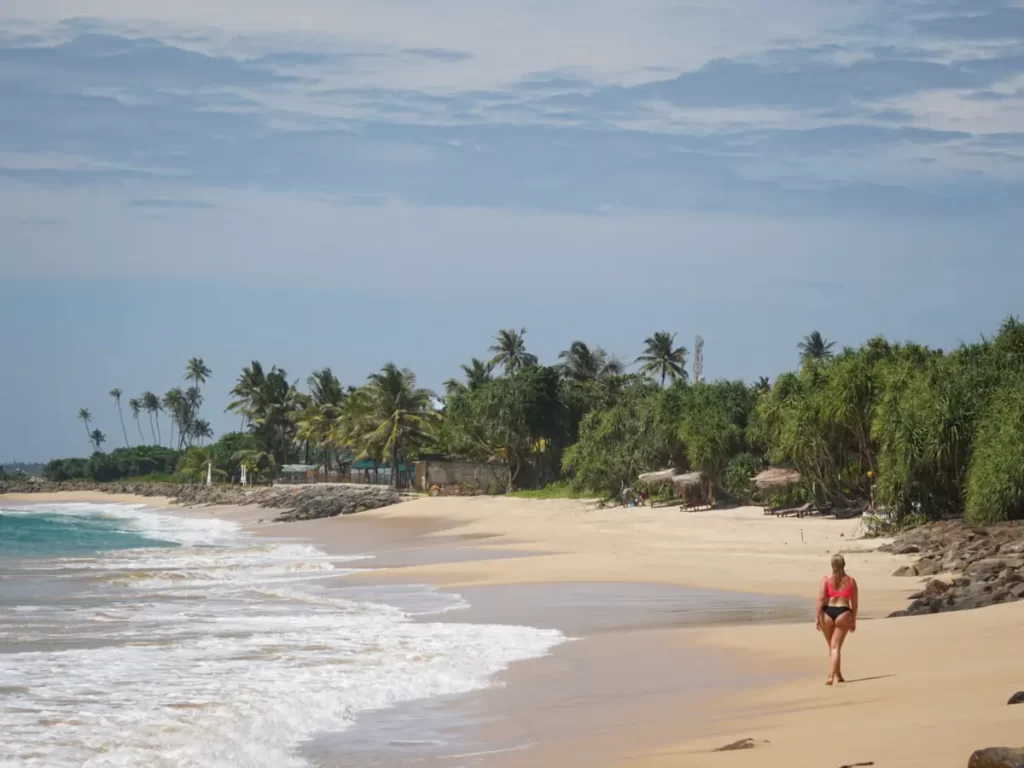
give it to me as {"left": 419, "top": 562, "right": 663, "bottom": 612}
{"left": 5, "top": 491, "right": 1024, "bottom": 766}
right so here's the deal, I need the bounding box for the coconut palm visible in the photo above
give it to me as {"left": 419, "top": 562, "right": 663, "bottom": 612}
{"left": 141, "top": 391, "right": 162, "bottom": 445}
{"left": 307, "top": 368, "right": 345, "bottom": 407}
{"left": 489, "top": 328, "right": 538, "bottom": 375}
{"left": 78, "top": 408, "right": 93, "bottom": 450}
{"left": 227, "top": 361, "right": 267, "bottom": 430}
{"left": 444, "top": 358, "right": 494, "bottom": 395}
{"left": 192, "top": 419, "right": 213, "bottom": 446}
{"left": 109, "top": 389, "right": 130, "bottom": 448}
{"left": 89, "top": 429, "right": 107, "bottom": 452}
{"left": 798, "top": 331, "right": 836, "bottom": 362}
{"left": 185, "top": 358, "right": 212, "bottom": 390}
{"left": 357, "top": 364, "right": 437, "bottom": 488}
{"left": 558, "top": 341, "right": 624, "bottom": 382}
{"left": 128, "top": 398, "right": 146, "bottom": 443}
{"left": 636, "top": 332, "right": 688, "bottom": 386}
{"left": 163, "top": 388, "right": 186, "bottom": 449}
{"left": 754, "top": 376, "right": 772, "bottom": 395}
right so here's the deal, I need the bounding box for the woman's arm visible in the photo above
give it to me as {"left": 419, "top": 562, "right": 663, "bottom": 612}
{"left": 815, "top": 577, "right": 826, "bottom": 630}
{"left": 850, "top": 579, "right": 859, "bottom": 631}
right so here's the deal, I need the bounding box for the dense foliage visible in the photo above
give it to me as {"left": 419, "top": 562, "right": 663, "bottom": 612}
{"left": 43, "top": 446, "right": 181, "bottom": 482}
{"left": 61, "top": 320, "right": 1024, "bottom": 523}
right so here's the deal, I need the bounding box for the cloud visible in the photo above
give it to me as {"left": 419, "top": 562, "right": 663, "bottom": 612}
{"left": 0, "top": 7, "right": 1022, "bottom": 219}
{"left": 402, "top": 48, "right": 472, "bottom": 63}
{"left": 127, "top": 198, "right": 217, "bottom": 209}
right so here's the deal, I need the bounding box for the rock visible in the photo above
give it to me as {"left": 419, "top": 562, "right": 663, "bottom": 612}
{"left": 887, "top": 610, "right": 910, "bottom": 618}
{"left": 968, "top": 747, "right": 1024, "bottom": 768}
{"left": 0, "top": 479, "right": 406, "bottom": 521}
{"left": 924, "top": 579, "right": 950, "bottom": 596}
{"left": 895, "top": 544, "right": 921, "bottom": 554}
{"left": 1008, "top": 692, "right": 1024, "bottom": 705}
{"left": 893, "top": 565, "right": 918, "bottom": 577}
{"left": 916, "top": 558, "right": 941, "bottom": 576}
{"left": 714, "top": 738, "right": 762, "bottom": 752}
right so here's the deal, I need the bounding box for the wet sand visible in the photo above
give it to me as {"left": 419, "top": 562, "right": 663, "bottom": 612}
{"left": 9, "top": 491, "right": 1024, "bottom": 767}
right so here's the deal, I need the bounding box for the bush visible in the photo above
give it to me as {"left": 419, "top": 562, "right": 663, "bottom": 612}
{"left": 722, "top": 453, "right": 762, "bottom": 503}
{"left": 43, "top": 447, "right": 181, "bottom": 483}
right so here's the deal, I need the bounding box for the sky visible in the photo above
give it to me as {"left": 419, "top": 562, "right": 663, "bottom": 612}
{"left": 1, "top": 0, "right": 1023, "bottom": 460}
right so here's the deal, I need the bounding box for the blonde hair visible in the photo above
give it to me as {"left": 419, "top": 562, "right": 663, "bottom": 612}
{"left": 831, "top": 553, "right": 847, "bottom": 582}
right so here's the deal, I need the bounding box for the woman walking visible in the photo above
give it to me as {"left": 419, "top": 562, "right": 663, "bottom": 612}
{"left": 816, "top": 553, "right": 858, "bottom": 685}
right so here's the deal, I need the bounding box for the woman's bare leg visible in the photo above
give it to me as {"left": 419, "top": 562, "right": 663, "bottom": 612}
{"left": 821, "top": 614, "right": 836, "bottom": 684}
{"left": 829, "top": 612, "right": 853, "bottom": 683}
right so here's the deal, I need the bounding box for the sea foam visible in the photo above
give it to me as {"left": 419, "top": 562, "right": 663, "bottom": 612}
{"left": 0, "top": 503, "right": 566, "bottom": 768}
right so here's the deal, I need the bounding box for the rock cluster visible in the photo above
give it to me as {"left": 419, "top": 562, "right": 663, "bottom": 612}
{"left": 969, "top": 747, "right": 1024, "bottom": 768}
{"left": 882, "top": 520, "right": 1024, "bottom": 616}
{"left": 0, "top": 480, "right": 404, "bottom": 521}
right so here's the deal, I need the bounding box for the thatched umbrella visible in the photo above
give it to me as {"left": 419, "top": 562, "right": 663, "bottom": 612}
{"left": 637, "top": 469, "right": 676, "bottom": 486}
{"left": 752, "top": 468, "right": 801, "bottom": 492}
{"left": 669, "top": 471, "right": 705, "bottom": 489}
{"left": 671, "top": 471, "right": 711, "bottom": 507}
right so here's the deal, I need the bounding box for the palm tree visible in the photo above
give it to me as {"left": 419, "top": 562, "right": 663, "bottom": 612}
{"left": 558, "top": 341, "right": 624, "bottom": 382}
{"left": 444, "top": 358, "right": 494, "bottom": 395}
{"left": 358, "top": 364, "right": 436, "bottom": 488}
{"left": 228, "top": 361, "right": 267, "bottom": 430}
{"left": 128, "top": 398, "right": 146, "bottom": 443}
{"left": 636, "top": 331, "right": 688, "bottom": 386}
{"left": 185, "top": 358, "right": 212, "bottom": 390}
{"left": 489, "top": 328, "right": 538, "bottom": 375}
{"left": 754, "top": 376, "right": 772, "bottom": 395}
{"left": 798, "top": 331, "right": 836, "bottom": 362}
{"left": 307, "top": 368, "right": 345, "bottom": 407}
{"left": 141, "top": 392, "right": 161, "bottom": 445}
{"left": 164, "top": 388, "right": 186, "bottom": 449}
{"left": 78, "top": 408, "right": 93, "bottom": 450}
{"left": 109, "top": 389, "right": 130, "bottom": 448}
{"left": 192, "top": 419, "right": 213, "bottom": 446}
{"left": 89, "top": 429, "right": 107, "bottom": 452}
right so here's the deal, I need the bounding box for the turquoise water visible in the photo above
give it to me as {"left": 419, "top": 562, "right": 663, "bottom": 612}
{"left": 0, "top": 507, "right": 175, "bottom": 557}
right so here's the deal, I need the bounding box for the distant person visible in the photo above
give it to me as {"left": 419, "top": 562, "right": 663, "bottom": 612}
{"left": 816, "top": 553, "right": 858, "bottom": 685}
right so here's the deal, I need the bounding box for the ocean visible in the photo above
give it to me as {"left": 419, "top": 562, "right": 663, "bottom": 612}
{"left": 0, "top": 503, "right": 566, "bottom": 768}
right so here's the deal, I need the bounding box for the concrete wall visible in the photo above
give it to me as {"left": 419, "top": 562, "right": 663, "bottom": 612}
{"left": 416, "top": 460, "right": 505, "bottom": 492}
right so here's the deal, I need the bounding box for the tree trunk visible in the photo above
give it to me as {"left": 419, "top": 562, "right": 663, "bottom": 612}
{"left": 118, "top": 407, "right": 130, "bottom": 448}
{"left": 135, "top": 417, "right": 145, "bottom": 444}
{"left": 389, "top": 439, "right": 399, "bottom": 489}
{"left": 83, "top": 421, "right": 92, "bottom": 449}
{"left": 154, "top": 414, "right": 162, "bottom": 445}
{"left": 148, "top": 415, "right": 156, "bottom": 445}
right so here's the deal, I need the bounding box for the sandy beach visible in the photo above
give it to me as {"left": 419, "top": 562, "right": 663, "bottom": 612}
{"left": 5, "top": 490, "right": 1022, "bottom": 767}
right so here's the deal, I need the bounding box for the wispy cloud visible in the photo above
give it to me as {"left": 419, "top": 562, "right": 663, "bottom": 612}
{"left": 127, "top": 198, "right": 217, "bottom": 209}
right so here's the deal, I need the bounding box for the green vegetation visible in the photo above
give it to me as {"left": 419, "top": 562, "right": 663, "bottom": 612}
{"left": 54, "top": 320, "right": 1024, "bottom": 525}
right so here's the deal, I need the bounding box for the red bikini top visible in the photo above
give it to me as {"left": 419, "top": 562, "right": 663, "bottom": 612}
{"left": 825, "top": 576, "right": 853, "bottom": 599}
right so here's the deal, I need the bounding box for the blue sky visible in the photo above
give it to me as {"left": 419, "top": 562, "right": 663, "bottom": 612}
{"left": 1, "top": 0, "right": 1023, "bottom": 460}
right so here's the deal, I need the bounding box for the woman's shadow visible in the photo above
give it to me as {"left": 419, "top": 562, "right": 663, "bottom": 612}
{"left": 842, "top": 674, "right": 896, "bottom": 684}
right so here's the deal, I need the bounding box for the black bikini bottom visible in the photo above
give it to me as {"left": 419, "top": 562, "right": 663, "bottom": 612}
{"left": 823, "top": 605, "right": 851, "bottom": 620}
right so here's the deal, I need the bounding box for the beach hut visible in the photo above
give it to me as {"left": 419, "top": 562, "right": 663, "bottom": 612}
{"left": 670, "top": 471, "right": 712, "bottom": 510}
{"left": 751, "top": 468, "right": 809, "bottom": 516}
{"left": 277, "top": 464, "right": 322, "bottom": 485}
{"left": 752, "top": 468, "right": 802, "bottom": 492}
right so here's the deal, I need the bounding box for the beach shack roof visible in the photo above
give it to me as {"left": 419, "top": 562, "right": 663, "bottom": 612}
{"left": 637, "top": 469, "right": 676, "bottom": 485}
{"left": 670, "top": 471, "right": 705, "bottom": 489}
{"left": 279, "top": 463, "right": 321, "bottom": 474}
{"left": 752, "top": 468, "right": 801, "bottom": 491}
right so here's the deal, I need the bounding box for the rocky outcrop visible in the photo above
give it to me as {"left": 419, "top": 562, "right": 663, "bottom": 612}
{"left": 0, "top": 480, "right": 405, "bottom": 521}
{"left": 882, "top": 521, "right": 1024, "bottom": 616}
{"left": 968, "top": 747, "right": 1024, "bottom": 768}
{"left": 1008, "top": 692, "right": 1024, "bottom": 705}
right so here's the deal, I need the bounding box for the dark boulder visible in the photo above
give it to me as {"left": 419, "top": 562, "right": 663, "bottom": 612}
{"left": 968, "top": 747, "right": 1024, "bottom": 768}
